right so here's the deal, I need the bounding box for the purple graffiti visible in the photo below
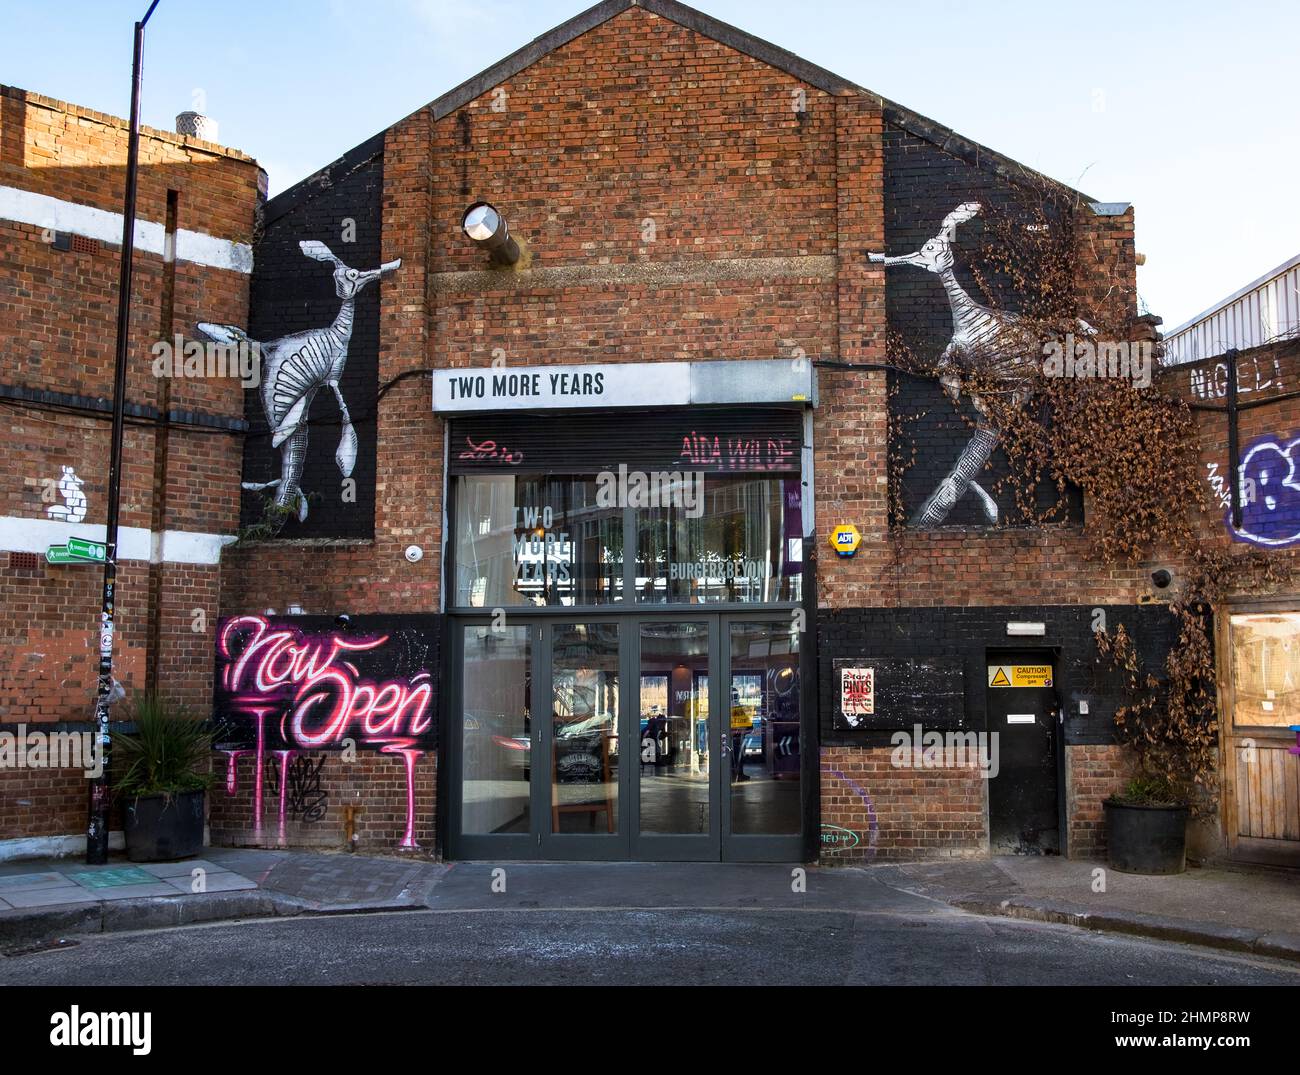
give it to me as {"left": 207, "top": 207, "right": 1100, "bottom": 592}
{"left": 1225, "top": 433, "right": 1300, "bottom": 548}
{"left": 820, "top": 765, "right": 879, "bottom": 858}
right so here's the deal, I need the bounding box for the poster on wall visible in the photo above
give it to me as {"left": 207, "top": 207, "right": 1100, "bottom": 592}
{"left": 212, "top": 614, "right": 438, "bottom": 753}
{"left": 839, "top": 667, "right": 875, "bottom": 725}
{"left": 832, "top": 656, "right": 965, "bottom": 733}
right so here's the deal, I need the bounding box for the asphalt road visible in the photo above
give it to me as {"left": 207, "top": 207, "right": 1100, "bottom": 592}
{"left": 3, "top": 906, "right": 1298, "bottom": 986}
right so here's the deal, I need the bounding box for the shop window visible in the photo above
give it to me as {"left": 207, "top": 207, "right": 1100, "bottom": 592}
{"left": 454, "top": 474, "right": 624, "bottom": 608}
{"left": 634, "top": 477, "right": 802, "bottom": 604}
{"left": 451, "top": 473, "right": 802, "bottom": 609}
{"left": 1229, "top": 612, "right": 1300, "bottom": 728}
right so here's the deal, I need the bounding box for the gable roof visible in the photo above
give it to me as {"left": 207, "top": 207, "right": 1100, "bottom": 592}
{"left": 266, "top": 0, "right": 1106, "bottom": 224}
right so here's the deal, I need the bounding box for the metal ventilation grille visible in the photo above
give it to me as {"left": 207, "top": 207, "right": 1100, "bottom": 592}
{"left": 50, "top": 232, "right": 102, "bottom": 255}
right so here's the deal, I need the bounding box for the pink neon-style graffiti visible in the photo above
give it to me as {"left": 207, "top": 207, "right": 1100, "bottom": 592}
{"left": 217, "top": 616, "right": 434, "bottom": 847}
{"left": 218, "top": 616, "right": 433, "bottom": 749}
{"left": 274, "top": 750, "right": 294, "bottom": 846}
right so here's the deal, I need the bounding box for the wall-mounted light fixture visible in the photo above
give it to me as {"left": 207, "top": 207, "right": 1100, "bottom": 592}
{"left": 1006, "top": 621, "right": 1047, "bottom": 637}
{"left": 461, "top": 201, "right": 520, "bottom": 266}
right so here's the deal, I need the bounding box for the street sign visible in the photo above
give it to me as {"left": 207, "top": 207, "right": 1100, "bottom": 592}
{"left": 46, "top": 545, "right": 81, "bottom": 564}
{"left": 67, "top": 537, "right": 107, "bottom": 562}
{"left": 828, "top": 524, "right": 861, "bottom": 557}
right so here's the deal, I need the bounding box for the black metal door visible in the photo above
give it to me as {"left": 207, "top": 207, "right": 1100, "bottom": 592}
{"left": 986, "top": 648, "right": 1060, "bottom": 854}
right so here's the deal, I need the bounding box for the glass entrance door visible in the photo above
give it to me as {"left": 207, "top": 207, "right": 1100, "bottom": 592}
{"left": 632, "top": 621, "right": 719, "bottom": 860}
{"left": 448, "top": 614, "right": 804, "bottom": 861}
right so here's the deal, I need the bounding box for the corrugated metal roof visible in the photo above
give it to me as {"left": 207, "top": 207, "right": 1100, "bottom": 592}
{"left": 1162, "top": 253, "right": 1300, "bottom": 365}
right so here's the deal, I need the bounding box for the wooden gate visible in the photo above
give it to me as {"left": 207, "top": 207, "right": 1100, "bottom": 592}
{"left": 1218, "top": 607, "right": 1300, "bottom": 868}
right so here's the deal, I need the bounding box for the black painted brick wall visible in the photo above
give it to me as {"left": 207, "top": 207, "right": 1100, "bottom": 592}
{"left": 244, "top": 151, "right": 386, "bottom": 539}
{"left": 882, "top": 124, "right": 1078, "bottom": 526}
{"left": 818, "top": 604, "right": 1182, "bottom": 748}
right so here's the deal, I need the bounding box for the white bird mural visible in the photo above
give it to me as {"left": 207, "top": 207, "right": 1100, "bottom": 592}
{"left": 200, "top": 241, "right": 400, "bottom": 529}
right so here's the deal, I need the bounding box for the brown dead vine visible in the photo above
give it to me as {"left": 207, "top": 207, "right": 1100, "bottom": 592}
{"left": 883, "top": 179, "right": 1292, "bottom": 811}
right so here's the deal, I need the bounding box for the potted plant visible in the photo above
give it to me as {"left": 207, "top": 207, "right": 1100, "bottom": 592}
{"left": 112, "top": 693, "right": 215, "bottom": 862}
{"left": 1104, "top": 776, "right": 1190, "bottom": 875}
{"left": 1096, "top": 618, "right": 1219, "bottom": 875}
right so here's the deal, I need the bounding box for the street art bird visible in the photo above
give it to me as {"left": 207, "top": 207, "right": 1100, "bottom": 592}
{"left": 869, "top": 202, "right": 1092, "bottom": 527}
{"left": 199, "top": 241, "right": 401, "bottom": 528}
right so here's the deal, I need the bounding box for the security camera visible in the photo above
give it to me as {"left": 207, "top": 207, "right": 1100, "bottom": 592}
{"left": 1151, "top": 569, "right": 1173, "bottom": 589}
{"left": 334, "top": 613, "right": 352, "bottom": 630}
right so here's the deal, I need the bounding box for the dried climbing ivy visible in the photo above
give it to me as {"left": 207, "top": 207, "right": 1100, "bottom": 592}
{"left": 882, "top": 177, "right": 1293, "bottom": 811}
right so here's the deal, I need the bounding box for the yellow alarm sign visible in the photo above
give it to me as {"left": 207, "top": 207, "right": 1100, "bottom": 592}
{"left": 829, "top": 524, "right": 861, "bottom": 557}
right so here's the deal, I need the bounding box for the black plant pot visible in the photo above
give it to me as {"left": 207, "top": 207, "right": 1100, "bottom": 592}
{"left": 123, "top": 789, "right": 205, "bottom": 862}
{"left": 1104, "top": 799, "right": 1188, "bottom": 875}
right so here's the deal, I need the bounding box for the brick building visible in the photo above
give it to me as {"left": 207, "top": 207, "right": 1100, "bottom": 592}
{"left": 0, "top": 83, "right": 263, "bottom": 855}
{"left": 3, "top": 0, "right": 1193, "bottom": 865}
{"left": 1162, "top": 325, "right": 1300, "bottom": 868}
{"left": 204, "top": 0, "right": 1171, "bottom": 864}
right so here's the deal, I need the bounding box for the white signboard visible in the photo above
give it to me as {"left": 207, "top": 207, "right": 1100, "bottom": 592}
{"left": 432, "top": 359, "right": 817, "bottom": 413}
{"left": 434, "top": 363, "right": 690, "bottom": 413}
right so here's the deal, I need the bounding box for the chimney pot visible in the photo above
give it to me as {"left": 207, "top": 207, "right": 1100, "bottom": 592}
{"left": 175, "top": 111, "right": 219, "bottom": 142}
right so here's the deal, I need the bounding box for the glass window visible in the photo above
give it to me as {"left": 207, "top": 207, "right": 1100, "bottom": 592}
{"left": 1230, "top": 613, "right": 1300, "bottom": 728}
{"left": 551, "top": 624, "right": 620, "bottom": 834}
{"left": 728, "top": 622, "right": 801, "bottom": 835}
{"left": 460, "top": 625, "right": 531, "bottom": 834}
{"left": 454, "top": 475, "right": 624, "bottom": 607}
{"left": 638, "top": 622, "right": 711, "bottom": 834}
{"left": 451, "top": 473, "right": 802, "bottom": 608}
{"left": 634, "top": 477, "right": 802, "bottom": 604}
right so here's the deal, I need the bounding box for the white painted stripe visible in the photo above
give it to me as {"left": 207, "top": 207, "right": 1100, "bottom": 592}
{"left": 0, "top": 516, "right": 234, "bottom": 565}
{"left": 0, "top": 184, "right": 253, "bottom": 274}
{"left": 0, "top": 832, "right": 124, "bottom": 863}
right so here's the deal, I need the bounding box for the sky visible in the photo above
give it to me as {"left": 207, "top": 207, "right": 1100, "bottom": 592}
{"left": 2, "top": 0, "right": 1296, "bottom": 329}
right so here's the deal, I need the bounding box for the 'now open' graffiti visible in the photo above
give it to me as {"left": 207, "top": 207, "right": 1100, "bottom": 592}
{"left": 214, "top": 615, "right": 437, "bottom": 848}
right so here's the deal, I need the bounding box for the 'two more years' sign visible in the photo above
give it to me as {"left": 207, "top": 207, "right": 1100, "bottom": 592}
{"left": 833, "top": 657, "right": 966, "bottom": 733}
{"left": 213, "top": 614, "right": 439, "bottom": 752}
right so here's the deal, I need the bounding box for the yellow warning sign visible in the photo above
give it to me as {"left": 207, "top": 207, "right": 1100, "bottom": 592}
{"left": 988, "top": 665, "right": 1053, "bottom": 688}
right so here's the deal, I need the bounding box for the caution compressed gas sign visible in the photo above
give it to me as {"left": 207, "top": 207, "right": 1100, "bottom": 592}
{"left": 988, "top": 665, "right": 1053, "bottom": 688}
{"left": 828, "top": 524, "right": 861, "bottom": 557}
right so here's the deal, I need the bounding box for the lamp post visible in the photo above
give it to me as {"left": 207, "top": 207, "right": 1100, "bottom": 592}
{"left": 87, "top": 0, "right": 162, "bottom": 865}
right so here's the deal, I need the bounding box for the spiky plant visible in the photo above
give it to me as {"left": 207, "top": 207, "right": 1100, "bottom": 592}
{"left": 111, "top": 692, "right": 215, "bottom": 799}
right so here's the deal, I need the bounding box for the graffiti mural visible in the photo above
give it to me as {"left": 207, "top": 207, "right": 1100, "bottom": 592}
{"left": 871, "top": 202, "right": 1093, "bottom": 527}
{"left": 214, "top": 614, "right": 436, "bottom": 847}
{"left": 199, "top": 241, "right": 400, "bottom": 532}
{"left": 46, "top": 465, "right": 87, "bottom": 523}
{"left": 1220, "top": 433, "right": 1300, "bottom": 548}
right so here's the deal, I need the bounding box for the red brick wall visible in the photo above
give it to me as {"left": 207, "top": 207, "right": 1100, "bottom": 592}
{"left": 820, "top": 747, "right": 988, "bottom": 862}
{"left": 1066, "top": 744, "right": 1137, "bottom": 859}
{"left": 0, "top": 86, "right": 260, "bottom": 847}
{"left": 209, "top": 751, "right": 435, "bottom": 853}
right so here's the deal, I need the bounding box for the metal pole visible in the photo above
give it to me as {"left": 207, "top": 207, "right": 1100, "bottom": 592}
{"left": 1226, "top": 347, "right": 1241, "bottom": 533}
{"left": 87, "top": 0, "right": 161, "bottom": 865}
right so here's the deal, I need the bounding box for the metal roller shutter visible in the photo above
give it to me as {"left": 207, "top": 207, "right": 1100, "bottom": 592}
{"left": 449, "top": 406, "right": 804, "bottom": 475}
